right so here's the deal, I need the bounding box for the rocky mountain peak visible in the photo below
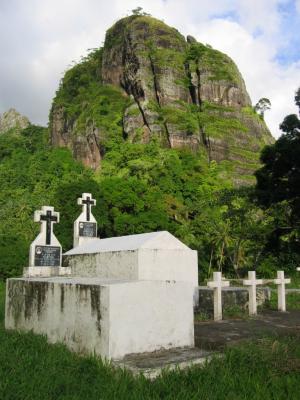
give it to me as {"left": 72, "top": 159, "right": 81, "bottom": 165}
{"left": 49, "top": 15, "right": 274, "bottom": 184}
{"left": 0, "top": 108, "right": 30, "bottom": 134}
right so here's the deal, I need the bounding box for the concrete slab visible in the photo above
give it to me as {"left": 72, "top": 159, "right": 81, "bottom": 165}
{"left": 195, "top": 310, "right": 300, "bottom": 350}
{"left": 63, "top": 232, "right": 198, "bottom": 292}
{"left": 65, "top": 231, "right": 190, "bottom": 254}
{"left": 113, "top": 347, "right": 215, "bottom": 379}
{"left": 5, "top": 277, "right": 194, "bottom": 359}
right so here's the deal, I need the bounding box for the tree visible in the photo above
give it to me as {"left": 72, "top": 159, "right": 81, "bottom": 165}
{"left": 255, "top": 87, "right": 300, "bottom": 260}
{"left": 254, "top": 97, "right": 271, "bottom": 118}
{"left": 279, "top": 113, "right": 300, "bottom": 134}
{"left": 295, "top": 87, "right": 300, "bottom": 108}
{"left": 131, "top": 7, "right": 150, "bottom": 16}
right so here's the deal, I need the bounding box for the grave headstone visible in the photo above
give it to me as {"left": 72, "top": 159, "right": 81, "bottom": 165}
{"left": 274, "top": 270, "right": 290, "bottom": 312}
{"left": 24, "top": 206, "right": 64, "bottom": 277}
{"left": 73, "top": 193, "right": 97, "bottom": 248}
{"left": 207, "top": 272, "right": 229, "bottom": 321}
{"left": 243, "top": 271, "right": 263, "bottom": 315}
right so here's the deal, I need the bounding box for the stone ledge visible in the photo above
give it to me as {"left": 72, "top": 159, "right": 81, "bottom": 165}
{"left": 195, "top": 286, "right": 271, "bottom": 315}
{"left": 114, "top": 347, "right": 216, "bottom": 379}
{"left": 5, "top": 277, "right": 194, "bottom": 360}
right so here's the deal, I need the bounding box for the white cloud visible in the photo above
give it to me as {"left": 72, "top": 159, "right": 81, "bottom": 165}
{"left": 180, "top": 17, "right": 299, "bottom": 137}
{"left": 0, "top": 0, "right": 299, "bottom": 137}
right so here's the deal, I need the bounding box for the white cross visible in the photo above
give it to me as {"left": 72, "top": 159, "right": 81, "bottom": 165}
{"left": 243, "top": 271, "right": 263, "bottom": 316}
{"left": 274, "top": 271, "right": 290, "bottom": 312}
{"left": 297, "top": 267, "right": 300, "bottom": 272}
{"left": 77, "top": 193, "right": 96, "bottom": 222}
{"left": 207, "top": 271, "right": 229, "bottom": 321}
{"left": 34, "top": 206, "right": 60, "bottom": 246}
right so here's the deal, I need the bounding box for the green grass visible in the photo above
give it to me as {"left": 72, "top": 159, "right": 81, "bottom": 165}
{"left": 289, "top": 274, "right": 300, "bottom": 289}
{"left": 1, "top": 282, "right": 300, "bottom": 399}
{"left": 195, "top": 305, "right": 249, "bottom": 321}
{"left": 194, "top": 311, "right": 210, "bottom": 321}
{"left": 269, "top": 291, "right": 300, "bottom": 311}
{"left": 223, "top": 305, "right": 249, "bottom": 320}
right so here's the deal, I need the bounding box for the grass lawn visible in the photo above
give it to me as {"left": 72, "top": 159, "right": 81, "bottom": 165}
{"left": 1, "top": 282, "right": 300, "bottom": 399}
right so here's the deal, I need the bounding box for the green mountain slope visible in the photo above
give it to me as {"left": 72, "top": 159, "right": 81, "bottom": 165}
{"left": 50, "top": 14, "right": 273, "bottom": 185}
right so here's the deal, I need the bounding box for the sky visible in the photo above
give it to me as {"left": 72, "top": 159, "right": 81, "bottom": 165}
{"left": 0, "top": 0, "right": 299, "bottom": 138}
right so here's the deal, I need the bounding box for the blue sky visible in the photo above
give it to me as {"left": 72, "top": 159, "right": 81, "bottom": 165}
{"left": 0, "top": 0, "right": 299, "bottom": 137}
{"left": 276, "top": 1, "right": 300, "bottom": 64}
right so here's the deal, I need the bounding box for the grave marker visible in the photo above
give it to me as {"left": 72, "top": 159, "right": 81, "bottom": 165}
{"left": 24, "top": 206, "right": 63, "bottom": 277}
{"left": 73, "top": 193, "right": 97, "bottom": 248}
{"left": 207, "top": 272, "right": 229, "bottom": 321}
{"left": 274, "top": 271, "right": 290, "bottom": 312}
{"left": 243, "top": 271, "right": 263, "bottom": 315}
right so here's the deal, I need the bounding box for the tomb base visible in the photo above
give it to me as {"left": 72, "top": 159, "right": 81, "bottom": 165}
{"left": 195, "top": 286, "right": 271, "bottom": 316}
{"left": 23, "top": 266, "right": 71, "bottom": 278}
{"left": 5, "top": 277, "right": 194, "bottom": 360}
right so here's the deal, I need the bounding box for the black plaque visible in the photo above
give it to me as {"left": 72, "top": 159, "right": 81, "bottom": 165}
{"left": 79, "top": 222, "right": 97, "bottom": 237}
{"left": 34, "top": 246, "right": 61, "bottom": 267}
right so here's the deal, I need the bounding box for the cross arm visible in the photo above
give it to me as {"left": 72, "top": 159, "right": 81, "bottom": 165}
{"left": 274, "top": 278, "right": 291, "bottom": 285}
{"left": 243, "top": 279, "right": 263, "bottom": 286}
{"left": 207, "top": 281, "right": 229, "bottom": 288}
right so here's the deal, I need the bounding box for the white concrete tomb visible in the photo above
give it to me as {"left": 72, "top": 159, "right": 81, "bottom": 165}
{"left": 64, "top": 231, "right": 198, "bottom": 287}
{"left": 243, "top": 271, "right": 263, "bottom": 316}
{"left": 73, "top": 193, "right": 97, "bottom": 248}
{"left": 7, "top": 230, "right": 197, "bottom": 361}
{"left": 5, "top": 277, "right": 194, "bottom": 360}
{"left": 24, "top": 206, "right": 69, "bottom": 278}
{"left": 274, "top": 270, "right": 291, "bottom": 312}
{"left": 207, "top": 271, "right": 230, "bottom": 321}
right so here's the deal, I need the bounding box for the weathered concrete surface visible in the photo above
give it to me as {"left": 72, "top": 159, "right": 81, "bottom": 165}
{"left": 64, "top": 231, "right": 198, "bottom": 289}
{"left": 5, "top": 277, "right": 194, "bottom": 359}
{"left": 114, "top": 347, "right": 214, "bottom": 379}
{"left": 195, "top": 310, "right": 300, "bottom": 350}
{"left": 196, "top": 286, "right": 271, "bottom": 316}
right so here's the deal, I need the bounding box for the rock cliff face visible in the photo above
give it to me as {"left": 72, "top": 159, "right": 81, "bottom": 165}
{"left": 50, "top": 15, "right": 274, "bottom": 183}
{"left": 0, "top": 108, "right": 30, "bottom": 134}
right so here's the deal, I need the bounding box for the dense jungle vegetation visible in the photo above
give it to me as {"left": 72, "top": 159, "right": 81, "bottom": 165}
{"left": 0, "top": 87, "right": 299, "bottom": 281}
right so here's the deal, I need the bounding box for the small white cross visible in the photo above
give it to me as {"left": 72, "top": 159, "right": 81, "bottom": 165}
{"left": 243, "top": 271, "right": 263, "bottom": 316}
{"left": 77, "top": 193, "right": 96, "bottom": 222}
{"left": 207, "top": 271, "right": 229, "bottom": 321}
{"left": 274, "top": 271, "right": 290, "bottom": 312}
{"left": 34, "top": 206, "right": 60, "bottom": 246}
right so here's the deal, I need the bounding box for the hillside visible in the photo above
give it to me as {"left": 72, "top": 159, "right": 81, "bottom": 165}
{"left": 2, "top": 15, "right": 291, "bottom": 282}
{"left": 50, "top": 14, "right": 273, "bottom": 185}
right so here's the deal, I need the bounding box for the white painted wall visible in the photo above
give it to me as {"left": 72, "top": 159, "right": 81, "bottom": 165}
{"left": 5, "top": 278, "right": 107, "bottom": 355}
{"left": 138, "top": 249, "right": 198, "bottom": 284}
{"left": 5, "top": 277, "right": 194, "bottom": 360}
{"left": 65, "top": 249, "right": 198, "bottom": 287}
{"left": 65, "top": 251, "right": 139, "bottom": 280}
{"left": 108, "top": 280, "right": 194, "bottom": 359}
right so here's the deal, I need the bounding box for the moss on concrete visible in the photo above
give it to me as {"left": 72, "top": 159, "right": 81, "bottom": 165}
{"left": 90, "top": 286, "right": 101, "bottom": 336}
